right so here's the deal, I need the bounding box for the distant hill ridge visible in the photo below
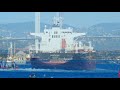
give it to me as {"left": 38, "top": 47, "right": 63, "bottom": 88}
{"left": 88, "top": 23, "right": 120, "bottom": 36}
{"left": 0, "top": 22, "right": 120, "bottom": 37}
{"left": 0, "top": 21, "right": 79, "bottom": 38}
{"left": 0, "top": 22, "right": 120, "bottom": 50}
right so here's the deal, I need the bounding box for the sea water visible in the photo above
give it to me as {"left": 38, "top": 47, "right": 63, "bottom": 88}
{"left": 0, "top": 63, "right": 119, "bottom": 78}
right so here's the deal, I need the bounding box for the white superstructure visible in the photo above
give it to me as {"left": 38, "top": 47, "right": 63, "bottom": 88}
{"left": 30, "top": 12, "right": 94, "bottom": 53}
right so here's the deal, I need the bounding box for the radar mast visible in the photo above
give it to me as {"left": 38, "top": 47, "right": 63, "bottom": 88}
{"left": 53, "top": 12, "right": 63, "bottom": 29}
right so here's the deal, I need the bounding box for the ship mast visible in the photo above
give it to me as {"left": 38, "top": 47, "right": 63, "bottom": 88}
{"left": 9, "top": 33, "right": 12, "bottom": 57}
{"left": 35, "top": 12, "right": 40, "bottom": 53}
{"left": 53, "top": 12, "right": 63, "bottom": 29}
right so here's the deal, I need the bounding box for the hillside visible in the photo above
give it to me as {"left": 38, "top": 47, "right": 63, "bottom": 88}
{"left": 88, "top": 23, "right": 120, "bottom": 36}
{"left": 0, "top": 22, "right": 120, "bottom": 50}
{"left": 0, "top": 22, "right": 80, "bottom": 38}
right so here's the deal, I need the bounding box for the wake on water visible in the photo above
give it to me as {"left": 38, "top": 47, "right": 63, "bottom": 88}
{"left": 0, "top": 67, "right": 118, "bottom": 73}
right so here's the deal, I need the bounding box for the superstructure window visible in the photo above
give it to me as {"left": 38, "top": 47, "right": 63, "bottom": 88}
{"left": 49, "top": 39, "right": 51, "bottom": 42}
{"left": 54, "top": 31, "right": 58, "bottom": 34}
{"left": 52, "top": 35, "right": 60, "bottom": 38}
{"left": 39, "top": 44, "right": 40, "bottom": 49}
{"left": 62, "top": 32, "right": 72, "bottom": 33}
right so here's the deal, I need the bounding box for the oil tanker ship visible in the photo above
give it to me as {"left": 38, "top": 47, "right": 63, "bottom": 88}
{"left": 29, "top": 12, "right": 96, "bottom": 70}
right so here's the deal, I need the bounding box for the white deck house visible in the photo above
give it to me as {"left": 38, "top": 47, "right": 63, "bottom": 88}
{"left": 30, "top": 12, "right": 94, "bottom": 53}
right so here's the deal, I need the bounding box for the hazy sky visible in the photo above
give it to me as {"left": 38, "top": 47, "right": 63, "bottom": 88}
{"left": 0, "top": 12, "right": 120, "bottom": 28}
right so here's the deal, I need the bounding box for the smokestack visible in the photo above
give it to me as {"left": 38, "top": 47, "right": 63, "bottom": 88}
{"left": 35, "top": 12, "right": 40, "bottom": 33}
{"left": 56, "top": 12, "right": 60, "bottom": 17}
{"left": 35, "top": 12, "right": 40, "bottom": 53}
